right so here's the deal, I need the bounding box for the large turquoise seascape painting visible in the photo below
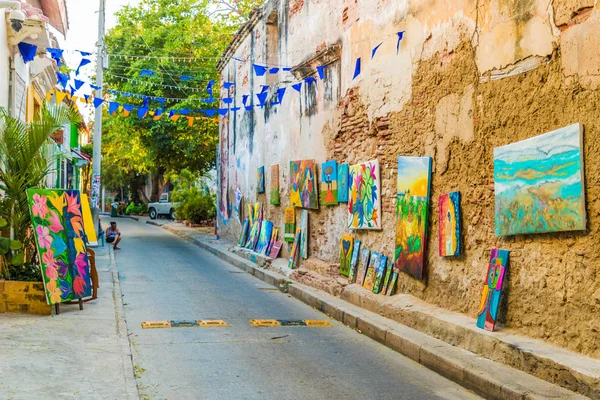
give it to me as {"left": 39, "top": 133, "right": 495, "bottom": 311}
{"left": 494, "top": 123, "right": 586, "bottom": 236}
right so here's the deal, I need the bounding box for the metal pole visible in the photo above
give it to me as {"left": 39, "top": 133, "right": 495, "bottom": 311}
{"left": 91, "top": 0, "right": 105, "bottom": 226}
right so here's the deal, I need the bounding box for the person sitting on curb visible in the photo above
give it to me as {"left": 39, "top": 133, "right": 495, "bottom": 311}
{"left": 106, "top": 221, "right": 122, "bottom": 250}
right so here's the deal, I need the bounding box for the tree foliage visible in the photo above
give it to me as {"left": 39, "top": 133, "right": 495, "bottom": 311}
{"left": 103, "top": 0, "right": 262, "bottom": 200}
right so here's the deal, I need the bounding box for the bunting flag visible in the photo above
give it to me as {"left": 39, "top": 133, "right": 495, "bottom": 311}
{"left": 316, "top": 65, "right": 326, "bottom": 80}
{"left": 46, "top": 91, "right": 53, "bottom": 102}
{"left": 180, "top": 75, "right": 193, "bottom": 81}
{"left": 153, "top": 111, "right": 163, "bottom": 121}
{"left": 223, "top": 82, "right": 234, "bottom": 89}
{"left": 260, "top": 85, "right": 269, "bottom": 93}
{"left": 396, "top": 31, "right": 405, "bottom": 54}
{"left": 69, "top": 86, "right": 76, "bottom": 97}
{"left": 352, "top": 57, "right": 361, "bottom": 80}
{"left": 222, "top": 98, "right": 233, "bottom": 104}
{"left": 282, "top": 67, "right": 292, "bottom": 72}
{"left": 242, "top": 94, "right": 249, "bottom": 105}
{"left": 170, "top": 114, "right": 180, "bottom": 122}
{"left": 108, "top": 102, "right": 120, "bottom": 115}
{"left": 83, "top": 95, "right": 90, "bottom": 103}
{"left": 55, "top": 91, "right": 68, "bottom": 105}
{"left": 46, "top": 48, "right": 64, "bottom": 67}
{"left": 90, "top": 84, "right": 101, "bottom": 91}
{"left": 18, "top": 42, "right": 37, "bottom": 63}
{"left": 218, "top": 108, "right": 228, "bottom": 116}
{"left": 143, "top": 97, "right": 149, "bottom": 108}
{"left": 256, "top": 92, "right": 268, "bottom": 107}
{"left": 56, "top": 72, "right": 69, "bottom": 89}
{"left": 372, "top": 42, "right": 383, "bottom": 59}
{"left": 187, "top": 116, "right": 194, "bottom": 127}
{"left": 253, "top": 64, "right": 267, "bottom": 76}
{"left": 292, "top": 82, "right": 302, "bottom": 93}
{"left": 137, "top": 107, "right": 149, "bottom": 118}
{"left": 272, "top": 88, "right": 286, "bottom": 105}
{"left": 269, "top": 67, "right": 279, "bottom": 74}
{"left": 93, "top": 97, "right": 105, "bottom": 108}
{"left": 245, "top": 104, "right": 254, "bottom": 111}
{"left": 179, "top": 109, "right": 190, "bottom": 115}
{"left": 140, "top": 70, "right": 154, "bottom": 76}
{"left": 305, "top": 77, "right": 316, "bottom": 86}
{"left": 77, "top": 50, "right": 92, "bottom": 56}
{"left": 76, "top": 58, "right": 91, "bottom": 75}
{"left": 122, "top": 104, "right": 135, "bottom": 117}
{"left": 74, "top": 79, "right": 85, "bottom": 91}
{"left": 205, "top": 109, "right": 216, "bottom": 117}
{"left": 231, "top": 107, "right": 240, "bottom": 112}
{"left": 206, "top": 80, "right": 215, "bottom": 97}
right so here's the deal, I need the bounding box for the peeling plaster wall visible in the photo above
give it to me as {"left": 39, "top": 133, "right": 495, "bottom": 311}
{"left": 218, "top": 0, "right": 600, "bottom": 357}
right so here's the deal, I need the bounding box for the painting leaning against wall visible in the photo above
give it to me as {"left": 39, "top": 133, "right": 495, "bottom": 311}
{"left": 290, "top": 160, "right": 319, "bottom": 210}
{"left": 257, "top": 166, "right": 265, "bottom": 194}
{"left": 477, "top": 248, "right": 510, "bottom": 332}
{"left": 339, "top": 235, "right": 354, "bottom": 277}
{"left": 270, "top": 164, "right": 280, "bottom": 205}
{"left": 494, "top": 123, "right": 586, "bottom": 236}
{"left": 439, "top": 192, "right": 461, "bottom": 257}
{"left": 337, "top": 163, "right": 349, "bottom": 203}
{"left": 320, "top": 160, "right": 338, "bottom": 206}
{"left": 394, "top": 156, "right": 432, "bottom": 280}
{"left": 348, "top": 160, "right": 382, "bottom": 230}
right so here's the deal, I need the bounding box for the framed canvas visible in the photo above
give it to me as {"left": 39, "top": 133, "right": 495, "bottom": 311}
{"left": 268, "top": 241, "right": 283, "bottom": 259}
{"left": 320, "top": 160, "right": 338, "bottom": 206}
{"left": 290, "top": 160, "right": 319, "bottom": 209}
{"left": 80, "top": 194, "right": 98, "bottom": 246}
{"left": 257, "top": 166, "right": 265, "bottom": 194}
{"left": 387, "top": 270, "right": 399, "bottom": 296}
{"left": 255, "top": 221, "right": 273, "bottom": 254}
{"left": 357, "top": 248, "right": 371, "bottom": 286}
{"left": 284, "top": 207, "right": 295, "bottom": 243}
{"left": 348, "top": 239, "right": 361, "bottom": 283}
{"left": 270, "top": 164, "right": 280, "bottom": 205}
{"left": 382, "top": 259, "right": 394, "bottom": 295}
{"left": 494, "top": 123, "right": 586, "bottom": 236}
{"left": 288, "top": 228, "right": 302, "bottom": 269}
{"left": 28, "top": 189, "right": 92, "bottom": 305}
{"left": 348, "top": 160, "right": 382, "bottom": 230}
{"left": 337, "top": 163, "right": 349, "bottom": 203}
{"left": 265, "top": 227, "right": 278, "bottom": 256}
{"left": 300, "top": 210, "right": 309, "bottom": 259}
{"left": 239, "top": 219, "right": 249, "bottom": 246}
{"left": 439, "top": 192, "right": 461, "bottom": 257}
{"left": 373, "top": 255, "right": 388, "bottom": 294}
{"left": 477, "top": 248, "right": 510, "bottom": 332}
{"left": 363, "top": 252, "right": 380, "bottom": 291}
{"left": 339, "top": 235, "right": 353, "bottom": 277}
{"left": 394, "top": 156, "right": 432, "bottom": 280}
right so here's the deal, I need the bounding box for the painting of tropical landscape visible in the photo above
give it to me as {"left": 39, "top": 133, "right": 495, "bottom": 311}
{"left": 494, "top": 123, "right": 586, "bottom": 236}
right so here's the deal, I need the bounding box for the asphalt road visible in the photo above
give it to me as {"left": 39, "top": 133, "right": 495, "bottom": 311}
{"left": 112, "top": 218, "right": 481, "bottom": 400}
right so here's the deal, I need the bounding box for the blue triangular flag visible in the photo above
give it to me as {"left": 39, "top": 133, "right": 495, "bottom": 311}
{"left": 231, "top": 107, "right": 240, "bottom": 112}
{"left": 223, "top": 82, "right": 234, "bottom": 89}
{"left": 46, "top": 48, "right": 64, "bottom": 67}
{"left": 90, "top": 84, "right": 101, "bottom": 91}
{"left": 282, "top": 67, "right": 292, "bottom": 72}
{"left": 204, "top": 109, "right": 216, "bottom": 117}
{"left": 396, "top": 31, "right": 405, "bottom": 54}
{"left": 74, "top": 79, "right": 85, "bottom": 91}
{"left": 143, "top": 97, "right": 149, "bottom": 108}
{"left": 206, "top": 80, "right": 215, "bottom": 97}
{"left": 256, "top": 92, "right": 268, "bottom": 107}
{"left": 292, "top": 82, "right": 302, "bottom": 92}
{"left": 18, "top": 42, "right": 37, "bottom": 63}
{"left": 245, "top": 105, "right": 254, "bottom": 111}
{"left": 260, "top": 85, "right": 269, "bottom": 93}
{"left": 242, "top": 94, "right": 249, "bottom": 105}
{"left": 69, "top": 86, "right": 76, "bottom": 97}
{"left": 77, "top": 50, "right": 92, "bottom": 56}
{"left": 305, "top": 77, "right": 316, "bottom": 86}
{"left": 180, "top": 75, "right": 193, "bottom": 81}
{"left": 218, "top": 108, "right": 228, "bottom": 116}
{"left": 269, "top": 67, "right": 279, "bottom": 74}
{"left": 179, "top": 110, "right": 190, "bottom": 115}
{"left": 84, "top": 95, "right": 90, "bottom": 103}
{"left": 155, "top": 109, "right": 163, "bottom": 117}
{"left": 56, "top": 72, "right": 69, "bottom": 89}
{"left": 253, "top": 64, "right": 268, "bottom": 76}
{"left": 140, "top": 70, "right": 154, "bottom": 77}
{"left": 352, "top": 58, "right": 361, "bottom": 80}
{"left": 372, "top": 42, "right": 383, "bottom": 59}
{"left": 93, "top": 98, "right": 105, "bottom": 108}
{"left": 76, "top": 58, "right": 91, "bottom": 75}
{"left": 122, "top": 104, "right": 135, "bottom": 113}
{"left": 222, "top": 98, "right": 233, "bottom": 104}
{"left": 137, "top": 107, "right": 149, "bottom": 118}
{"left": 168, "top": 110, "right": 175, "bottom": 119}
{"left": 108, "top": 102, "right": 119, "bottom": 115}
{"left": 316, "top": 66, "right": 326, "bottom": 80}
{"left": 272, "top": 88, "right": 286, "bottom": 105}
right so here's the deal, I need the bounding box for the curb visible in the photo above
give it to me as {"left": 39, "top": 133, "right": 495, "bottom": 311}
{"left": 146, "top": 220, "right": 588, "bottom": 400}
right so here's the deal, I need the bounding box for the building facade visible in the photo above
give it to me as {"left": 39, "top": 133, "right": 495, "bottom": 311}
{"left": 217, "top": 0, "right": 600, "bottom": 358}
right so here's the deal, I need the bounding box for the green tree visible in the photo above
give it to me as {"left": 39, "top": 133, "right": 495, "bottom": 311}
{"left": 103, "top": 0, "right": 262, "bottom": 201}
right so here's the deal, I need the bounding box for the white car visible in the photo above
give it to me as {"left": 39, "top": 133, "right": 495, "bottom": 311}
{"left": 148, "top": 193, "right": 175, "bottom": 220}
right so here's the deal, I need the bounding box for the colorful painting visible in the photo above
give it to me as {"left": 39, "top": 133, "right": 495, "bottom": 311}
{"left": 245, "top": 221, "right": 261, "bottom": 250}
{"left": 337, "top": 164, "right": 349, "bottom": 203}
{"left": 477, "top": 249, "right": 510, "bottom": 331}
{"left": 357, "top": 249, "right": 370, "bottom": 286}
{"left": 348, "top": 160, "right": 381, "bottom": 230}
{"left": 439, "top": 192, "right": 461, "bottom": 257}
{"left": 387, "top": 270, "right": 399, "bottom": 296}
{"left": 255, "top": 221, "right": 273, "bottom": 254}
{"left": 494, "top": 124, "right": 586, "bottom": 236}
{"left": 80, "top": 194, "right": 98, "bottom": 246}
{"left": 247, "top": 204, "right": 255, "bottom": 225}
{"left": 382, "top": 259, "right": 394, "bottom": 295}
{"left": 268, "top": 241, "right": 283, "bottom": 259}
{"left": 257, "top": 166, "right": 265, "bottom": 194}
{"left": 299, "top": 210, "right": 309, "bottom": 259}
{"left": 288, "top": 228, "right": 302, "bottom": 269}
{"left": 270, "top": 164, "right": 280, "bottom": 205}
{"left": 28, "top": 189, "right": 92, "bottom": 305}
{"left": 284, "top": 207, "right": 295, "bottom": 243}
{"left": 363, "top": 252, "right": 380, "bottom": 291}
{"left": 265, "top": 228, "right": 279, "bottom": 256}
{"left": 320, "top": 160, "right": 338, "bottom": 205}
{"left": 373, "top": 255, "right": 388, "bottom": 294}
{"left": 339, "top": 235, "right": 354, "bottom": 277}
{"left": 239, "top": 219, "right": 249, "bottom": 246}
{"left": 290, "top": 160, "right": 319, "bottom": 209}
{"left": 234, "top": 188, "right": 243, "bottom": 222}
{"left": 394, "top": 156, "right": 432, "bottom": 280}
{"left": 348, "top": 239, "right": 361, "bottom": 283}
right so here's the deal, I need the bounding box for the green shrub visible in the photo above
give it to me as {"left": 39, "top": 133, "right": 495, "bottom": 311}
{"left": 171, "top": 169, "right": 215, "bottom": 224}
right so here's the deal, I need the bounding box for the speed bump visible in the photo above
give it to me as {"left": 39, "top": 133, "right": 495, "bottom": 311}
{"left": 141, "top": 321, "right": 172, "bottom": 329}
{"left": 304, "top": 319, "right": 333, "bottom": 327}
{"left": 249, "top": 319, "right": 332, "bottom": 328}
{"left": 170, "top": 320, "right": 199, "bottom": 328}
{"left": 249, "top": 319, "right": 282, "bottom": 327}
{"left": 198, "top": 320, "right": 228, "bottom": 327}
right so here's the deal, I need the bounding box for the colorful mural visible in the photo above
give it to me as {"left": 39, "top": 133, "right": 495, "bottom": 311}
{"left": 494, "top": 124, "right": 586, "bottom": 236}
{"left": 257, "top": 166, "right": 265, "bottom": 194}
{"left": 339, "top": 235, "right": 354, "bottom": 277}
{"left": 357, "top": 248, "right": 371, "bottom": 286}
{"left": 320, "top": 160, "right": 338, "bottom": 205}
{"left": 337, "top": 163, "right": 349, "bottom": 203}
{"left": 348, "top": 239, "right": 361, "bottom": 283}
{"left": 28, "top": 189, "right": 92, "bottom": 305}
{"left": 290, "top": 160, "right": 319, "bottom": 209}
{"left": 373, "top": 255, "right": 388, "bottom": 294}
{"left": 477, "top": 248, "right": 510, "bottom": 331}
{"left": 284, "top": 207, "right": 295, "bottom": 243}
{"left": 270, "top": 164, "right": 280, "bottom": 205}
{"left": 439, "top": 192, "right": 461, "bottom": 257}
{"left": 363, "top": 252, "right": 380, "bottom": 291}
{"left": 348, "top": 160, "right": 381, "bottom": 230}
{"left": 394, "top": 156, "right": 432, "bottom": 280}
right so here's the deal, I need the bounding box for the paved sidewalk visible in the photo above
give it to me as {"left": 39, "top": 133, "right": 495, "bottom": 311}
{"left": 0, "top": 245, "right": 138, "bottom": 400}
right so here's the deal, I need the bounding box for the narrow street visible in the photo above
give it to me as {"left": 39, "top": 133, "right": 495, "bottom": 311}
{"left": 114, "top": 218, "right": 481, "bottom": 400}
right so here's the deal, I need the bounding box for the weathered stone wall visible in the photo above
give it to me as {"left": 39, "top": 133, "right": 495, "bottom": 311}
{"left": 218, "top": 0, "right": 600, "bottom": 357}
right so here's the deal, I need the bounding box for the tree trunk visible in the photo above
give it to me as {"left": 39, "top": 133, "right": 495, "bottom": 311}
{"left": 150, "top": 168, "right": 164, "bottom": 202}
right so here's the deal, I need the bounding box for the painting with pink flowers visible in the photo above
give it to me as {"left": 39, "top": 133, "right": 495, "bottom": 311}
{"left": 28, "top": 189, "right": 92, "bottom": 305}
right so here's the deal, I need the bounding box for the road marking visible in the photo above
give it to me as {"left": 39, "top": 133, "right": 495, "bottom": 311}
{"left": 198, "top": 320, "right": 228, "bottom": 327}
{"left": 249, "top": 319, "right": 282, "bottom": 327}
{"left": 141, "top": 321, "right": 172, "bottom": 329}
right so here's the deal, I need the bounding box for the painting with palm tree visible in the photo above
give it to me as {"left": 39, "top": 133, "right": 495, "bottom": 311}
{"left": 348, "top": 160, "right": 381, "bottom": 230}
{"left": 320, "top": 160, "right": 338, "bottom": 205}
